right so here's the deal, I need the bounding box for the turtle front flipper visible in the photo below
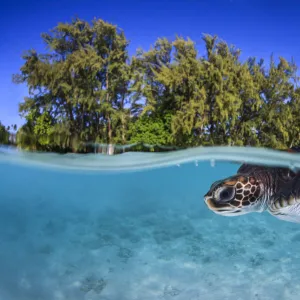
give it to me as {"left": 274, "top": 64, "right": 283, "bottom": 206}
{"left": 268, "top": 176, "right": 300, "bottom": 223}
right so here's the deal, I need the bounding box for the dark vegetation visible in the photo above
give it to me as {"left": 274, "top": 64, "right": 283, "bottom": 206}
{"left": 1, "top": 17, "right": 299, "bottom": 152}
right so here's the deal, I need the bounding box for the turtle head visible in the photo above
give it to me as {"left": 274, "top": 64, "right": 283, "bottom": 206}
{"left": 204, "top": 175, "right": 265, "bottom": 216}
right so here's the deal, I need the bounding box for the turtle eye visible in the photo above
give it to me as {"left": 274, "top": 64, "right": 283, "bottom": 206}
{"left": 218, "top": 187, "right": 235, "bottom": 202}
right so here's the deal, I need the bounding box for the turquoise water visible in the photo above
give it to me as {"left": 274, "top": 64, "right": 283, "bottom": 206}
{"left": 1, "top": 146, "right": 300, "bottom": 300}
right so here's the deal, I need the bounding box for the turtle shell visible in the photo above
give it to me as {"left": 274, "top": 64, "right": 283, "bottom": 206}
{"left": 237, "top": 147, "right": 300, "bottom": 176}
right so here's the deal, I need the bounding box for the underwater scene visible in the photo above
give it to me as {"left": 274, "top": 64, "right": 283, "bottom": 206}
{"left": 1, "top": 146, "right": 300, "bottom": 300}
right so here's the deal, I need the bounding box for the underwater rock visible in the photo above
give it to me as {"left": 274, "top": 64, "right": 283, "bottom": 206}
{"left": 118, "top": 247, "right": 133, "bottom": 262}
{"left": 225, "top": 243, "right": 245, "bottom": 258}
{"left": 187, "top": 244, "right": 203, "bottom": 258}
{"left": 261, "top": 239, "right": 275, "bottom": 248}
{"left": 163, "top": 285, "right": 181, "bottom": 297}
{"left": 96, "top": 232, "right": 115, "bottom": 244}
{"left": 157, "top": 252, "right": 174, "bottom": 261}
{"left": 80, "top": 276, "right": 107, "bottom": 294}
{"left": 249, "top": 253, "right": 265, "bottom": 267}
{"left": 202, "top": 256, "right": 212, "bottom": 264}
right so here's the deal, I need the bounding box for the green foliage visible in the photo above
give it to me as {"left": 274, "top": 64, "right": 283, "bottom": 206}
{"left": 0, "top": 122, "right": 10, "bottom": 145}
{"left": 16, "top": 122, "right": 38, "bottom": 151}
{"left": 33, "top": 112, "right": 54, "bottom": 146}
{"left": 0, "top": 122, "right": 17, "bottom": 145}
{"left": 14, "top": 17, "right": 131, "bottom": 152}
{"left": 128, "top": 114, "right": 173, "bottom": 147}
{"left": 12, "top": 17, "right": 300, "bottom": 152}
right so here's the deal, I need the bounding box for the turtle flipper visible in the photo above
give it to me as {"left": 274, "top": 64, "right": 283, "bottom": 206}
{"left": 268, "top": 193, "right": 300, "bottom": 223}
{"left": 268, "top": 176, "right": 300, "bottom": 223}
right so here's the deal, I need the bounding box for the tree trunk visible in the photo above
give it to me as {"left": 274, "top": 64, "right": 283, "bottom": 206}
{"left": 105, "top": 67, "right": 114, "bottom": 155}
{"left": 121, "top": 88, "right": 126, "bottom": 152}
{"left": 122, "top": 115, "right": 125, "bottom": 152}
{"left": 107, "top": 117, "right": 114, "bottom": 155}
{"left": 107, "top": 143, "right": 114, "bottom": 155}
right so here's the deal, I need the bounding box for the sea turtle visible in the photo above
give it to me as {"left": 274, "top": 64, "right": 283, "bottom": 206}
{"left": 204, "top": 147, "right": 300, "bottom": 223}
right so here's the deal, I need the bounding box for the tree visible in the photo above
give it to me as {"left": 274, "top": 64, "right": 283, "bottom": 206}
{"left": 128, "top": 113, "right": 172, "bottom": 148}
{"left": 12, "top": 18, "right": 300, "bottom": 152}
{"left": 252, "top": 56, "right": 297, "bottom": 149}
{"left": 13, "top": 17, "right": 131, "bottom": 153}
{"left": 0, "top": 122, "right": 9, "bottom": 145}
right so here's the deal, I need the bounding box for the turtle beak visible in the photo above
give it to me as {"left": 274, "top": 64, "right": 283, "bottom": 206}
{"left": 204, "top": 194, "right": 238, "bottom": 215}
{"left": 204, "top": 194, "right": 210, "bottom": 203}
{"left": 204, "top": 191, "right": 211, "bottom": 204}
{"left": 204, "top": 195, "right": 216, "bottom": 210}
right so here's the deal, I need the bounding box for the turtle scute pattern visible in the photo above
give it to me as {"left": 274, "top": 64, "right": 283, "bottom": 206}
{"left": 232, "top": 176, "right": 261, "bottom": 207}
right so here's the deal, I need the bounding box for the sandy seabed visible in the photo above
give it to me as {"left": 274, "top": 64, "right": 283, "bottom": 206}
{"left": 1, "top": 161, "right": 300, "bottom": 300}
{"left": 1, "top": 202, "right": 300, "bottom": 300}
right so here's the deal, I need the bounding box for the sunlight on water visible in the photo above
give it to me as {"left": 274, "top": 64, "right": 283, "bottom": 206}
{"left": 0, "top": 146, "right": 300, "bottom": 300}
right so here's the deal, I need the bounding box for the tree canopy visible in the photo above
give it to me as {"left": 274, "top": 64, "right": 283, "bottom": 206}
{"left": 9, "top": 17, "right": 300, "bottom": 152}
{"left": 0, "top": 122, "right": 10, "bottom": 145}
{"left": 0, "top": 123, "right": 17, "bottom": 145}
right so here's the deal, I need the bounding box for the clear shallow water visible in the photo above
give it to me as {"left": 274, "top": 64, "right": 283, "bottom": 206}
{"left": 1, "top": 146, "right": 300, "bottom": 300}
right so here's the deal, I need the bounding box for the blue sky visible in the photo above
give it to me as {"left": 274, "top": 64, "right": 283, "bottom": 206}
{"left": 1, "top": 0, "right": 300, "bottom": 129}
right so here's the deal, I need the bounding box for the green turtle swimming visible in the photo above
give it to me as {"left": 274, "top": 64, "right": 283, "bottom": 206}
{"left": 204, "top": 147, "right": 300, "bottom": 223}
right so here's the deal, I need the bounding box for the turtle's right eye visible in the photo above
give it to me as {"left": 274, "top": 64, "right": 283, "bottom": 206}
{"left": 218, "top": 187, "right": 235, "bottom": 202}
